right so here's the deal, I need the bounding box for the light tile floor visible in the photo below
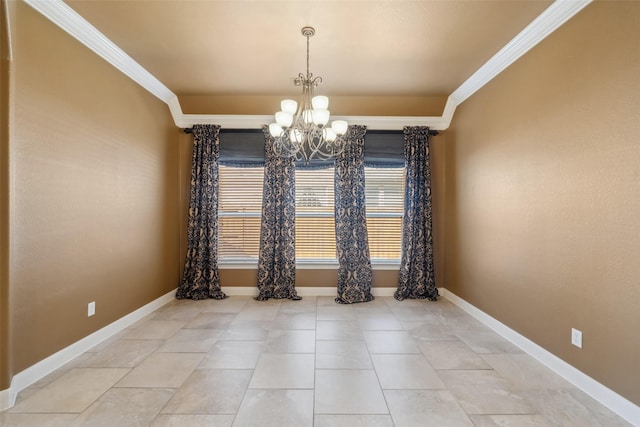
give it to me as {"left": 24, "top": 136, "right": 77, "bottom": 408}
{"left": 1, "top": 296, "right": 633, "bottom": 427}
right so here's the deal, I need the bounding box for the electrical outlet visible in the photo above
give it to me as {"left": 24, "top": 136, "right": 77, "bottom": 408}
{"left": 571, "top": 328, "right": 582, "bottom": 348}
{"left": 88, "top": 301, "right": 96, "bottom": 317}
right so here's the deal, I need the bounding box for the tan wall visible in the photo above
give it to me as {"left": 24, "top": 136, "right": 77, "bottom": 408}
{"left": 178, "top": 132, "right": 192, "bottom": 279}
{"left": 216, "top": 268, "right": 399, "bottom": 289}
{"left": 0, "top": 0, "right": 12, "bottom": 389}
{"left": 179, "top": 94, "right": 447, "bottom": 117}
{"left": 430, "top": 134, "right": 446, "bottom": 289}
{"left": 2, "top": 2, "right": 180, "bottom": 387}
{"left": 445, "top": 2, "right": 640, "bottom": 405}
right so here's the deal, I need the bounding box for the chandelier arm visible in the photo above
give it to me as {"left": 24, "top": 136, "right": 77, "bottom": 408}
{"left": 272, "top": 26, "right": 347, "bottom": 164}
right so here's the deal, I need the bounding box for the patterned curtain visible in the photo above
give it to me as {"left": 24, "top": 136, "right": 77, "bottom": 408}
{"left": 176, "top": 125, "right": 227, "bottom": 300}
{"left": 334, "top": 125, "right": 374, "bottom": 304}
{"left": 256, "top": 127, "right": 300, "bottom": 300}
{"left": 395, "top": 126, "right": 438, "bottom": 301}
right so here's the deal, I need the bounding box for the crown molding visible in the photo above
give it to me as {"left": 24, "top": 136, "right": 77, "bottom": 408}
{"left": 440, "top": 97, "right": 458, "bottom": 129}
{"left": 449, "top": 0, "right": 592, "bottom": 106}
{"left": 24, "top": 0, "right": 592, "bottom": 130}
{"left": 176, "top": 113, "right": 449, "bottom": 131}
{"left": 178, "top": 114, "right": 274, "bottom": 130}
{"left": 167, "top": 95, "right": 186, "bottom": 128}
{"left": 3, "top": 0, "right": 14, "bottom": 61}
{"left": 23, "top": 0, "right": 174, "bottom": 103}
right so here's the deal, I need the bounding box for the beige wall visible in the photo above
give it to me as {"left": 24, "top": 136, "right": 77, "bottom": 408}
{"left": 430, "top": 134, "right": 446, "bottom": 289}
{"left": 445, "top": 2, "right": 640, "bottom": 405}
{"left": 179, "top": 94, "right": 448, "bottom": 117}
{"left": 1, "top": 2, "right": 180, "bottom": 388}
{"left": 0, "top": 0, "right": 11, "bottom": 389}
{"left": 215, "top": 269, "right": 399, "bottom": 289}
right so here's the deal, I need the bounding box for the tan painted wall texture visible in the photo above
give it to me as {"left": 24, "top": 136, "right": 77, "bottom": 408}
{"left": 179, "top": 94, "right": 448, "bottom": 117}
{"left": 1, "top": 2, "right": 180, "bottom": 388}
{"left": 0, "top": 0, "right": 12, "bottom": 389}
{"left": 445, "top": 2, "right": 640, "bottom": 405}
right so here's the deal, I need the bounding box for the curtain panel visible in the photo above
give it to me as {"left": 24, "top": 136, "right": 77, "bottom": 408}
{"left": 176, "top": 124, "right": 227, "bottom": 300}
{"left": 395, "top": 126, "right": 438, "bottom": 301}
{"left": 256, "top": 127, "right": 300, "bottom": 300}
{"left": 334, "top": 125, "right": 375, "bottom": 304}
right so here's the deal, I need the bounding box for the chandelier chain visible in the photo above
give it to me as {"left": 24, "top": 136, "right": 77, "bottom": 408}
{"left": 306, "top": 30, "right": 310, "bottom": 79}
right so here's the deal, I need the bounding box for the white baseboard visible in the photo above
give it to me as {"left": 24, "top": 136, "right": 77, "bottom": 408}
{"left": 372, "top": 287, "right": 397, "bottom": 297}
{"left": 0, "top": 387, "right": 14, "bottom": 413}
{"left": 8, "top": 286, "right": 633, "bottom": 424}
{"left": 0, "top": 283, "right": 408, "bottom": 410}
{"left": 0, "top": 289, "right": 176, "bottom": 412}
{"left": 221, "top": 286, "right": 260, "bottom": 296}
{"left": 441, "top": 288, "right": 640, "bottom": 426}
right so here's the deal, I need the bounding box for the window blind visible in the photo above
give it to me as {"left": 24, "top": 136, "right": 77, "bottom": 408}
{"left": 295, "top": 168, "right": 336, "bottom": 261}
{"left": 217, "top": 129, "right": 407, "bottom": 168}
{"left": 217, "top": 165, "right": 404, "bottom": 264}
{"left": 365, "top": 167, "right": 405, "bottom": 261}
{"left": 218, "top": 165, "right": 263, "bottom": 261}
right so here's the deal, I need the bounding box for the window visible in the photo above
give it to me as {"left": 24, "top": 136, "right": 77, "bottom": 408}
{"left": 218, "top": 165, "right": 405, "bottom": 265}
{"left": 218, "top": 165, "right": 263, "bottom": 262}
{"left": 365, "top": 167, "right": 404, "bottom": 262}
{"left": 295, "top": 168, "right": 336, "bottom": 261}
{"left": 295, "top": 167, "right": 405, "bottom": 263}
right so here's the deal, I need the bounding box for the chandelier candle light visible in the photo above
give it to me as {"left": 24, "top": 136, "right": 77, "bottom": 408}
{"left": 269, "top": 26, "right": 348, "bottom": 163}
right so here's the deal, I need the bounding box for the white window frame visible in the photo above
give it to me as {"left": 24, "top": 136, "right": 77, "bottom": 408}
{"left": 217, "top": 165, "right": 403, "bottom": 269}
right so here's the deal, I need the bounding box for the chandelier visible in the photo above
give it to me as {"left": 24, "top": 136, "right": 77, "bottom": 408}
{"left": 268, "top": 26, "right": 348, "bottom": 163}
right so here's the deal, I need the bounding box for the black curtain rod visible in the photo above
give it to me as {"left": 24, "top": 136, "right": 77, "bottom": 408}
{"left": 183, "top": 128, "right": 439, "bottom": 136}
